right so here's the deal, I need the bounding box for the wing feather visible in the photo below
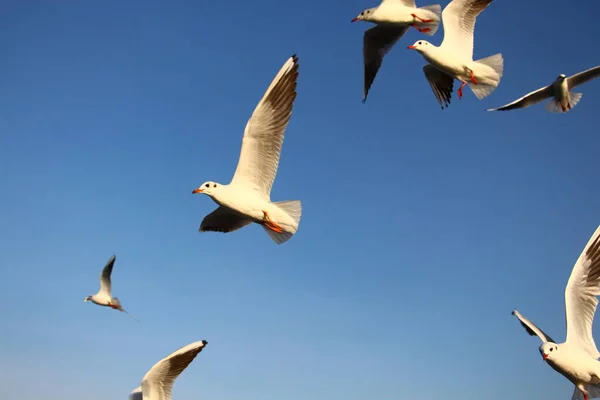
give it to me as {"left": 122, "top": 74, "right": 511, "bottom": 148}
{"left": 565, "top": 225, "right": 600, "bottom": 358}
{"left": 230, "top": 55, "right": 299, "bottom": 199}
{"left": 423, "top": 64, "right": 454, "bottom": 109}
{"left": 99, "top": 255, "right": 116, "bottom": 296}
{"left": 200, "top": 207, "right": 253, "bottom": 233}
{"left": 512, "top": 309, "right": 555, "bottom": 344}
{"left": 567, "top": 65, "right": 600, "bottom": 90}
{"left": 486, "top": 85, "right": 553, "bottom": 111}
{"left": 440, "top": 0, "right": 493, "bottom": 59}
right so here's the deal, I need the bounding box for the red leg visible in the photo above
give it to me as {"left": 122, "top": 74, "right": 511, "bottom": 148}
{"left": 561, "top": 105, "right": 567, "bottom": 112}
{"left": 584, "top": 393, "right": 588, "bottom": 400}
{"left": 458, "top": 81, "right": 467, "bottom": 99}
{"left": 411, "top": 24, "right": 431, "bottom": 33}
{"left": 468, "top": 69, "right": 477, "bottom": 85}
{"left": 411, "top": 13, "right": 434, "bottom": 23}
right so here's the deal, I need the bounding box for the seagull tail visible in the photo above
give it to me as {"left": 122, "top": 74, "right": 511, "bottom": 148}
{"left": 262, "top": 200, "right": 302, "bottom": 245}
{"left": 469, "top": 53, "right": 504, "bottom": 100}
{"left": 416, "top": 4, "right": 442, "bottom": 36}
{"left": 544, "top": 92, "right": 582, "bottom": 113}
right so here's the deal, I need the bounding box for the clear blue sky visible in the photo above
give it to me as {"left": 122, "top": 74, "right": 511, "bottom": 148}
{"left": 1, "top": 0, "right": 600, "bottom": 399}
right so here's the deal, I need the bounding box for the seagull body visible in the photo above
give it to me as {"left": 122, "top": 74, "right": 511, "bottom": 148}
{"left": 512, "top": 225, "right": 600, "bottom": 400}
{"left": 192, "top": 55, "right": 302, "bottom": 245}
{"left": 129, "top": 340, "right": 207, "bottom": 400}
{"left": 408, "top": 0, "right": 503, "bottom": 108}
{"left": 487, "top": 65, "right": 600, "bottom": 113}
{"left": 84, "top": 255, "right": 138, "bottom": 320}
{"left": 351, "top": 0, "right": 442, "bottom": 102}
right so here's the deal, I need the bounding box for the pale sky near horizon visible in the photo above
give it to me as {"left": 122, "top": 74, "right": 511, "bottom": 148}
{"left": 1, "top": 1, "right": 600, "bottom": 399}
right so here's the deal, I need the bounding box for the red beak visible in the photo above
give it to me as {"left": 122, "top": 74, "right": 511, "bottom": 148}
{"left": 351, "top": 17, "right": 359, "bottom": 22}
{"left": 407, "top": 45, "right": 416, "bottom": 49}
{"left": 192, "top": 188, "right": 204, "bottom": 194}
{"left": 542, "top": 353, "right": 548, "bottom": 360}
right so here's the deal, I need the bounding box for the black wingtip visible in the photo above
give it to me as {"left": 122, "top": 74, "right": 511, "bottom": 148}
{"left": 291, "top": 54, "right": 298, "bottom": 64}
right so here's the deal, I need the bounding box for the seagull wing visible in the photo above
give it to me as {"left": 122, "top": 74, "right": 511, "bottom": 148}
{"left": 99, "top": 255, "right": 116, "bottom": 296}
{"left": 440, "top": 0, "right": 493, "bottom": 59}
{"left": 200, "top": 206, "right": 253, "bottom": 233}
{"left": 381, "top": 0, "right": 417, "bottom": 8}
{"left": 423, "top": 64, "right": 454, "bottom": 109}
{"left": 229, "top": 55, "right": 299, "bottom": 199}
{"left": 140, "top": 340, "right": 208, "bottom": 400}
{"left": 362, "top": 25, "right": 409, "bottom": 102}
{"left": 567, "top": 65, "right": 600, "bottom": 90}
{"left": 486, "top": 85, "right": 553, "bottom": 111}
{"left": 129, "top": 387, "right": 143, "bottom": 400}
{"left": 564, "top": 225, "right": 600, "bottom": 358}
{"left": 512, "top": 309, "right": 555, "bottom": 344}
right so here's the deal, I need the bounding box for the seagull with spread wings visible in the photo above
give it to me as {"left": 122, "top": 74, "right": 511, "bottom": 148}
{"left": 488, "top": 65, "right": 600, "bottom": 113}
{"left": 512, "top": 225, "right": 600, "bottom": 400}
{"left": 192, "top": 55, "right": 302, "bottom": 245}
{"left": 129, "top": 340, "right": 207, "bottom": 400}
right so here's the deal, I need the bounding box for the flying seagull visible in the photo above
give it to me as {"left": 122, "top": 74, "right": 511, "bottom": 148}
{"left": 129, "top": 340, "right": 208, "bottom": 400}
{"left": 192, "top": 55, "right": 302, "bottom": 245}
{"left": 487, "top": 65, "right": 600, "bottom": 113}
{"left": 84, "top": 255, "right": 138, "bottom": 321}
{"left": 512, "top": 224, "right": 600, "bottom": 400}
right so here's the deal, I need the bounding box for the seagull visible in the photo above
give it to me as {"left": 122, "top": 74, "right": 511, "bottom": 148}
{"left": 487, "top": 65, "right": 600, "bottom": 113}
{"left": 84, "top": 255, "right": 138, "bottom": 321}
{"left": 351, "top": 0, "right": 442, "bottom": 102}
{"left": 129, "top": 340, "right": 207, "bottom": 400}
{"left": 512, "top": 224, "right": 600, "bottom": 400}
{"left": 192, "top": 55, "right": 302, "bottom": 245}
{"left": 407, "top": 0, "right": 503, "bottom": 109}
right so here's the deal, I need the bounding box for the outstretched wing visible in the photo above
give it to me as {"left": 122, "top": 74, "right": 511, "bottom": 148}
{"left": 99, "top": 255, "right": 116, "bottom": 296}
{"left": 200, "top": 207, "right": 253, "bottom": 233}
{"left": 440, "top": 0, "right": 493, "bottom": 59}
{"left": 486, "top": 85, "right": 553, "bottom": 111}
{"left": 567, "top": 65, "right": 600, "bottom": 90}
{"left": 230, "top": 55, "right": 299, "bottom": 199}
{"left": 140, "top": 340, "right": 208, "bottom": 400}
{"left": 423, "top": 64, "right": 454, "bottom": 109}
{"left": 362, "top": 25, "right": 409, "bottom": 102}
{"left": 512, "top": 309, "right": 555, "bottom": 344}
{"left": 564, "top": 225, "right": 600, "bottom": 358}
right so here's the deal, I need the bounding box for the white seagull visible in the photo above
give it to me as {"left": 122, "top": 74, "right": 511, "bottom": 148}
{"left": 351, "top": 0, "right": 442, "bottom": 102}
{"left": 487, "top": 65, "right": 600, "bottom": 113}
{"left": 129, "top": 340, "right": 208, "bottom": 400}
{"left": 512, "top": 224, "right": 600, "bottom": 400}
{"left": 192, "top": 55, "right": 302, "bottom": 245}
{"left": 84, "top": 255, "right": 138, "bottom": 321}
{"left": 407, "top": 0, "right": 503, "bottom": 109}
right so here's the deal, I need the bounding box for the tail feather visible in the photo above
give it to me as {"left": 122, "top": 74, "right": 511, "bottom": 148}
{"left": 469, "top": 53, "right": 504, "bottom": 100}
{"left": 544, "top": 92, "right": 583, "bottom": 113}
{"left": 262, "top": 200, "right": 302, "bottom": 245}
{"left": 416, "top": 4, "right": 442, "bottom": 36}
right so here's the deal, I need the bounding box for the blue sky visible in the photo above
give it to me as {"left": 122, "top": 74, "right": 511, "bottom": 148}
{"left": 1, "top": 0, "right": 600, "bottom": 399}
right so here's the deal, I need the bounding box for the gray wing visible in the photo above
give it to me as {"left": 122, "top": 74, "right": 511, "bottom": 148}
{"left": 486, "top": 85, "right": 553, "bottom": 111}
{"left": 99, "top": 255, "right": 116, "bottom": 296}
{"left": 200, "top": 207, "right": 253, "bottom": 233}
{"left": 362, "top": 25, "right": 409, "bottom": 103}
{"left": 423, "top": 64, "right": 454, "bottom": 109}
{"left": 567, "top": 65, "right": 600, "bottom": 90}
{"left": 512, "top": 309, "right": 555, "bottom": 344}
{"left": 141, "top": 340, "right": 208, "bottom": 400}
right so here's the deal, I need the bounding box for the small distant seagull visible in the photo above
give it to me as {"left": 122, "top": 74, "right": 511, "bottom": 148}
{"left": 129, "top": 340, "right": 208, "bottom": 400}
{"left": 512, "top": 224, "right": 600, "bottom": 400}
{"left": 407, "top": 0, "right": 503, "bottom": 109}
{"left": 350, "top": 0, "right": 442, "bottom": 102}
{"left": 84, "top": 255, "right": 138, "bottom": 321}
{"left": 487, "top": 65, "right": 600, "bottom": 113}
{"left": 192, "top": 55, "right": 302, "bottom": 245}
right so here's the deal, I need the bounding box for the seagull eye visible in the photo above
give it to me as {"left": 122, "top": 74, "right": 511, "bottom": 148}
{"left": 213, "top": 184, "right": 217, "bottom": 188}
{"left": 550, "top": 348, "right": 553, "bottom": 352}
{"left": 205, "top": 183, "right": 210, "bottom": 188}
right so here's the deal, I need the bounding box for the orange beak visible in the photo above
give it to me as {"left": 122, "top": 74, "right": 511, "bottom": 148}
{"left": 542, "top": 353, "right": 548, "bottom": 360}
{"left": 192, "top": 188, "right": 204, "bottom": 194}
{"left": 351, "top": 17, "right": 359, "bottom": 22}
{"left": 407, "top": 45, "right": 416, "bottom": 49}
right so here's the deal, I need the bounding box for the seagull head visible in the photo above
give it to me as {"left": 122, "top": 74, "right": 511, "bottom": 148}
{"left": 407, "top": 40, "right": 431, "bottom": 53}
{"left": 84, "top": 296, "right": 92, "bottom": 302}
{"left": 557, "top": 74, "right": 567, "bottom": 81}
{"left": 539, "top": 342, "right": 558, "bottom": 361}
{"left": 351, "top": 8, "right": 375, "bottom": 22}
{"left": 192, "top": 181, "right": 220, "bottom": 196}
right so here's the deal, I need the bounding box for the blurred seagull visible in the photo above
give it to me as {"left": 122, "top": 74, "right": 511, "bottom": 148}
{"left": 351, "top": 0, "right": 442, "bottom": 102}
{"left": 84, "top": 255, "right": 138, "bottom": 321}
{"left": 487, "top": 65, "right": 600, "bottom": 113}
{"left": 192, "top": 55, "right": 302, "bottom": 245}
{"left": 407, "top": 0, "right": 503, "bottom": 108}
{"left": 129, "top": 340, "right": 208, "bottom": 400}
{"left": 512, "top": 224, "right": 600, "bottom": 400}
